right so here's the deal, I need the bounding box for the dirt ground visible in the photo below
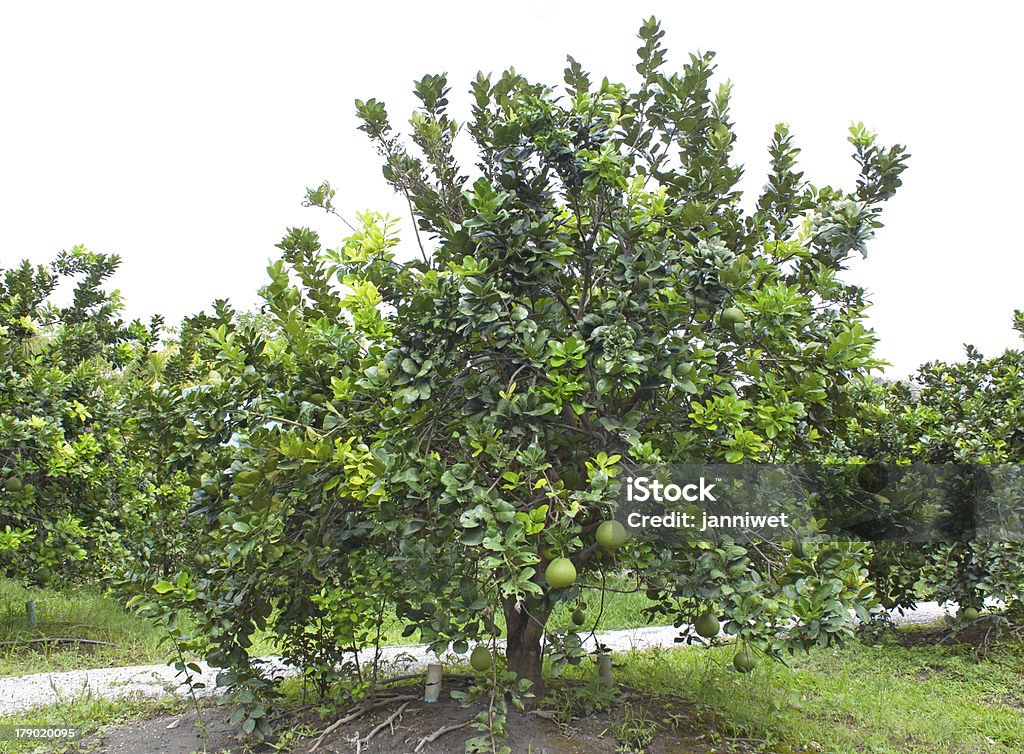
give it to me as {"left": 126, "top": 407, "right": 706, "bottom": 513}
{"left": 86, "top": 682, "right": 772, "bottom": 754}
{"left": 58, "top": 623, "right": 1017, "bottom": 753}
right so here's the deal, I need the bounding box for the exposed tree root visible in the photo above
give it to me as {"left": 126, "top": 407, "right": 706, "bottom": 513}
{"left": 308, "top": 694, "right": 418, "bottom": 752}
{"left": 360, "top": 700, "right": 411, "bottom": 745}
{"left": 413, "top": 719, "right": 473, "bottom": 752}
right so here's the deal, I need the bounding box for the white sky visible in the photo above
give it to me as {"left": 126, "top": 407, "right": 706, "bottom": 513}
{"left": 1, "top": 1, "right": 1021, "bottom": 378}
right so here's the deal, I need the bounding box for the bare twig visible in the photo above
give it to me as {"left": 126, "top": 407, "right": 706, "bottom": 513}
{"left": 405, "top": 193, "right": 429, "bottom": 264}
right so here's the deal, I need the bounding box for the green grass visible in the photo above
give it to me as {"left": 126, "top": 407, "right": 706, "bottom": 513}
{"left": 560, "top": 634, "right": 1024, "bottom": 753}
{"left": 0, "top": 578, "right": 188, "bottom": 677}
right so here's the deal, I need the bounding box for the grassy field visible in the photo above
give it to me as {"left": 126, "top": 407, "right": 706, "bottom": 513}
{"left": 0, "top": 578, "right": 177, "bottom": 676}
{"left": 549, "top": 629, "right": 1024, "bottom": 753}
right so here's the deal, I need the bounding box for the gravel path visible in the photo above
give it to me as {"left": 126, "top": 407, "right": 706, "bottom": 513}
{"left": 0, "top": 602, "right": 954, "bottom": 716}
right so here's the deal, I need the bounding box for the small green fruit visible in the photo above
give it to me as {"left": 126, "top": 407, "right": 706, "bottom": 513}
{"left": 571, "top": 608, "right": 586, "bottom": 626}
{"left": 470, "top": 645, "right": 492, "bottom": 672}
{"left": 960, "top": 606, "right": 980, "bottom": 622}
{"left": 695, "top": 611, "right": 720, "bottom": 639}
{"left": 856, "top": 462, "right": 887, "bottom": 494}
{"left": 596, "top": 520, "right": 628, "bottom": 550}
{"left": 733, "top": 649, "right": 756, "bottom": 673}
{"left": 721, "top": 307, "right": 745, "bottom": 329}
{"left": 545, "top": 557, "right": 577, "bottom": 589}
{"left": 4, "top": 477, "right": 23, "bottom": 493}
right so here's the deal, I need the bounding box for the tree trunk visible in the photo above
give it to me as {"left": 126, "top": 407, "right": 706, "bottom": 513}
{"left": 502, "top": 596, "right": 550, "bottom": 702}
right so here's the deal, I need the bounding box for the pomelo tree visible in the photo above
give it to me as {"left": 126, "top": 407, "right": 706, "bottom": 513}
{"left": 339, "top": 17, "right": 907, "bottom": 690}
{"left": 0, "top": 248, "right": 177, "bottom": 583}
{"left": 145, "top": 18, "right": 910, "bottom": 730}
{"left": 849, "top": 315, "right": 1024, "bottom": 621}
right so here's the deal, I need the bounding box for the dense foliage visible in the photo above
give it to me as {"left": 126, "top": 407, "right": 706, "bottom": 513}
{"left": 0, "top": 248, "right": 190, "bottom": 583}
{"left": 850, "top": 316, "right": 1024, "bottom": 619}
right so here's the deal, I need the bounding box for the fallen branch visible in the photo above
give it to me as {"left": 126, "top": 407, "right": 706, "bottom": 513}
{"left": 309, "top": 694, "right": 418, "bottom": 752}
{"left": 361, "top": 700, "right": 411, "bottom": 745}
{"left": 0, "top": 638, "right": 115, "bottom": 648}
{"left": 377, "top": 672, "right": 475, "bottom": 686}
{"left": 414, "top": 719, "right": 473, "bottom": 752}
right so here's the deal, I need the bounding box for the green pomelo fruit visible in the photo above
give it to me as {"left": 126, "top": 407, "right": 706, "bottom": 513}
{"left": 596, "top": 520, "right": 628, "bottom": 550}
{"left": 470, "top": 645, "right": 492, "bottom": 672}
{"left": 721, "top": 307, "right": 745, "bottom": 329}
{"left": 695, "top": 612, "right": 720, "bottom": 638}
{"left": 733, "top": 649, "right": 756, "bottom": 673}
{"left": 545, "top": 558, "right": 577, "bottom": 589}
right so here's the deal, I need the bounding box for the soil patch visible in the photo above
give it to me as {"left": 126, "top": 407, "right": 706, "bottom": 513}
{"left": 84, "top": 682, "right": 784, "bottom": 754}
{"left": 89, "top": 710, "right": 240, "bottom": 754}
